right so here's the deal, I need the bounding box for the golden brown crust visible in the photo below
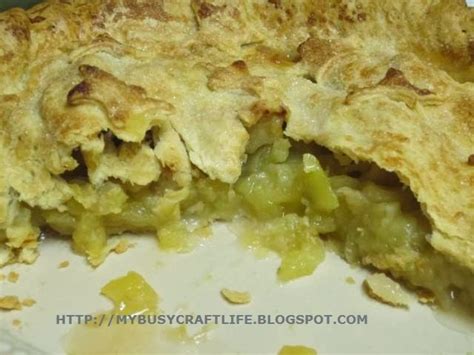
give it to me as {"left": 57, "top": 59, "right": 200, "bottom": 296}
{"left": 0, "top": 0, "right": 472, "bottom": 271}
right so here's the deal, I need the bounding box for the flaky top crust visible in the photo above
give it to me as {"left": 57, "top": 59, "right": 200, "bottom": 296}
{"left": 0, "top": 0, "right": 473, "bottom": 269}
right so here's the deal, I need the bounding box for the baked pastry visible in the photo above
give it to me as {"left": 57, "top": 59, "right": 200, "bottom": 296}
{"left": 0, "top": 0, "right": 473, "bottom": 313}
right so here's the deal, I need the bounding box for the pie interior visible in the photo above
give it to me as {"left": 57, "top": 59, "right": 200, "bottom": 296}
{"left": 0, "top": 0, "right": 473, "bottom": 315}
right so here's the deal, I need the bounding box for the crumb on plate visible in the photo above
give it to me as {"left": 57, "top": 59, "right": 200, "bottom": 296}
{"left": 0, "top": 296, "right": 22, "bottom": 310}
{"left": 345, "top": 276, "right": 356, "bottom": 284}
{"left": 364, "top": 273, "right": 410, "bottom": 308}
{"left": 58, "top": 260, "right": 70, "bottom": 268}
{"left": 7, "top": 271, "right": 19, "bottom": 283}
{"left": 113, "top": 240, "right": 132, "bottom": 254}
{"left": 12, "top": 319, "right": 21, "bottom": 328}
{"left": 22, "top": 298, "right": 36, "bottom": 307}
{"left": 220, "top": 288, "right": 251, "bottom": 305}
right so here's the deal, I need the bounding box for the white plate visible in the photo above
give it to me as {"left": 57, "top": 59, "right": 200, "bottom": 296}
{"left": 1, "top": 223, "right": 473, "bottom": 354}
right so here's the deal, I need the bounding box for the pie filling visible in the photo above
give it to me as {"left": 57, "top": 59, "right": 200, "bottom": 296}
{"left": 18, "top": 116, "right": 472, "bottom": 314}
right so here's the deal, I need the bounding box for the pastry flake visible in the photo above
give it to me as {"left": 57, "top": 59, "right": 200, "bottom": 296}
{"left": 220, "top": 288, "right": 252, "bottom": 305}
{"left": 364, "top": 273, "right": 411, "bottom": 308}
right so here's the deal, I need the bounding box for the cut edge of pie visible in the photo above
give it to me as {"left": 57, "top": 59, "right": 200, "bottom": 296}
{"left": 0, "top": 0, "right": 473, "bottom": 314}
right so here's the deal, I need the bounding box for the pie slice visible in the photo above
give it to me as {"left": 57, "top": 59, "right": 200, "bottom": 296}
{"left": 0, "top": 0, "right": 473, "bottom": 315}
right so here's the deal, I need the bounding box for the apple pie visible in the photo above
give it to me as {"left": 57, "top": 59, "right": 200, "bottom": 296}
{"left": 0, "top": 0, "right": 473, "bottom": 314}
